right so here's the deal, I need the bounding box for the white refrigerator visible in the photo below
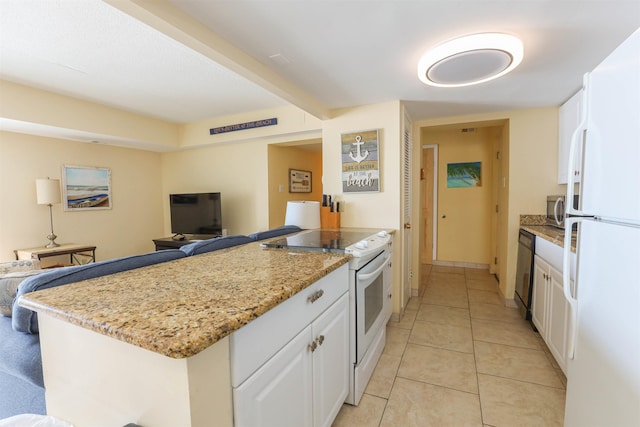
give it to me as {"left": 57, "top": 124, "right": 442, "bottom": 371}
{"left": 562, "top": 28, "right": 640, "bottom": 427}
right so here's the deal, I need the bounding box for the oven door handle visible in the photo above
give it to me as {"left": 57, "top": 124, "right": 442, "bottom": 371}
{"left": 356, "top": 253, "right": 390, "bottom": 283}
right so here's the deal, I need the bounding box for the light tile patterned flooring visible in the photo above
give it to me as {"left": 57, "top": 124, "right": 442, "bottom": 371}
{"left": 333, "top": 265, "right": 567, "bottom": 427}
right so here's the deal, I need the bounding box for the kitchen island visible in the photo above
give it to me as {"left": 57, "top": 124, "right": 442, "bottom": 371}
{"left": 19, "top": 241, "right": 351, "bottom": 427}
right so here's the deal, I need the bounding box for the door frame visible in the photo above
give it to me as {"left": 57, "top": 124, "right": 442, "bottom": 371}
{"left": 422, "top": 144, "right": 438, "bottom": 262}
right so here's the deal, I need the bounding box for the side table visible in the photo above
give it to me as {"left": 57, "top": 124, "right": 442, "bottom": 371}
{"left": 14, "top": 244, "right": 97, "bottom": 267}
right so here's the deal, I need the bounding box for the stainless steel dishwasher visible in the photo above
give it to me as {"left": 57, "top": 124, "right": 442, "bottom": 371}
{"left": 515, "top": 229, "right": 536, "bottom": 328}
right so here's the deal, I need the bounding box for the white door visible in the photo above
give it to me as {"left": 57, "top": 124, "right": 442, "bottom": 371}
{"left": 401, "top": 111, "right": 412, "bottom": 308}
{"left": 234, "top": 326, "right": 313, "bottom": 427}
{"left": 312, "top": 294, "right": 349, "bottom": 427}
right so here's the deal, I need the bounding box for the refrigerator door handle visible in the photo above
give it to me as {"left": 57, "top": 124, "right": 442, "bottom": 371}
{"left": 562, "top": 216, "right": 580, "bottom": 359}
{"left": 566, "top": 73, "right": 590, "bottom": 217}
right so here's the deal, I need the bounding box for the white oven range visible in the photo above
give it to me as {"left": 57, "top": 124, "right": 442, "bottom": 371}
{"left": 345, "top": 231, "right": 392, "bottom": 405}
{"left": 261, "top": 229, "right": 393, "bottom": 406}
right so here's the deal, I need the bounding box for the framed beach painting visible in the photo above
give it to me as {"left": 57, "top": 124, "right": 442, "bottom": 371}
{"left": 62, "top": 165, "right": 112, "bottom": 211}
{"left": 447, "top": 162, "right": 482, "bottom": 188}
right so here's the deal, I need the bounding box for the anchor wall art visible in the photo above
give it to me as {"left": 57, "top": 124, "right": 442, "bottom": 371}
{"left": 341, "top": 129, "right": 380, "bottom": 193}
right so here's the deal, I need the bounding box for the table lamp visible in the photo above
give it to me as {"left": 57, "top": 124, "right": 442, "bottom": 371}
{"left": 36, "top": 178, "right": 61, "bottom": 248}
{"left": 284, "top": 201, "right": 321, "bottom": 229}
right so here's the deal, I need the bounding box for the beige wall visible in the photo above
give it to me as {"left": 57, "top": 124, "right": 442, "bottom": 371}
{"left": 180, "top": 105, "right": 323, "bottom": 149}
{"left": 160, "top": 140, "right": 271, "bottom": 236}
{"left": 323, "top": 101, "right": 403, "bottom": 313}
{"left": 267, "top": 144, "right": 323, "bottom": 228}
{"left": 423, "top": 127, "right": 494, "bottom": 264}
{"left": 413, "top": 108, "right": 564, "bottom": 301}
{"left": 0, "top": 80, "right": 180, "bottom": 151}
{"left": 0, "top": 131, "right": 164, "bottom": 262}
{"left": 322, "top": 101, "right": 402, "bottom": 229}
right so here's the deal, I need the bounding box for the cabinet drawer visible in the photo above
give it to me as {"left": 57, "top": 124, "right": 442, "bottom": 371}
{"left": 535, "top": 237, "right": 577, "bottom": 280}
{"left": 230, "top": 264, "right": 348, "bottom": 387}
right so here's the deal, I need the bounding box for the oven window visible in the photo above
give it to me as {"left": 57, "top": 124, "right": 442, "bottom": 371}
{"left": 364, "top": 274, "right": 384, "bottom": 334}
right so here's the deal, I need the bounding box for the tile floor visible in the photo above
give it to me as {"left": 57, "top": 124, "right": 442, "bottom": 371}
{"left": 333, "top": 265, "right": 567, "bottom": 427}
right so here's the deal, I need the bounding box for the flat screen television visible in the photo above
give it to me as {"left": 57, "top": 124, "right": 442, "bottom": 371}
{"left": 169, "top": 192, "right": 222, "bottom": 237}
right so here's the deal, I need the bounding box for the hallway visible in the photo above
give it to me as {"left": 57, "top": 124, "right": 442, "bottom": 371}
{"left": 333, "top": 265, "right": 566, "bottom": 427}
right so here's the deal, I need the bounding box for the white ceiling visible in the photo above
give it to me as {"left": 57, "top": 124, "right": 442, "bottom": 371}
{"left": 0, "top": 0, "right": 639, "bottom": 145}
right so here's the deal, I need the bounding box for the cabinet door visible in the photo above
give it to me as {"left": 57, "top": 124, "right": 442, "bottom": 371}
{"left": 547, "top": 266, "right": 569, "bottom": 373}
{"left": 558, "top": 90, "right": 584, "bottom": 184}
{"left": 234, "top": 326, "right": 313, "bottom": 427}
{"left": 532, "top": 256, "right": 549, "bottom": 333}
{"left": 312, "top": 293, "right": 349, "bottom": 427}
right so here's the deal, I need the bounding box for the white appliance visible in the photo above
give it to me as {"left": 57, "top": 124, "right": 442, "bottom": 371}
{"left": 562, "top": 28, "right": 640, "bottom": 427}
{"left": 261, "top": 229, "right": 393, "bottom": 406}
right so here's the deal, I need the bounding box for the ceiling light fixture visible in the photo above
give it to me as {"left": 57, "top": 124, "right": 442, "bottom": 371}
{"left": 417, "top": 33, "right": 523, "bottom": 87}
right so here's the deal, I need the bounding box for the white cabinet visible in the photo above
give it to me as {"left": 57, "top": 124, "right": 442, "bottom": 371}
{"left": 311, "top": 293, "right": 350, "bottom": 427}
{"left": 558, "top": 89, "right": 584, "bottom": 184}
{"left": 234, "top": 293, "right": 349, "bottom": 427}
{"left": 531, "top": 255, "right": 549, "bottom": 333}
{"left": 532, "top": 254, "right": 570, "bottom": 374}
{"left": 232, "top": 265, "right": 350, "bottom": 427}
{"left": 547, "top": 266, "right": 570, "bottom": 373}
{"left": 233, "top": 325, "right": 313, "bottom": 427}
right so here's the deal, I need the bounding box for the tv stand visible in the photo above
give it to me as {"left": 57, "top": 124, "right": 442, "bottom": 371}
{"left": 153, "top": 234, "right": 220, "bottom": 251}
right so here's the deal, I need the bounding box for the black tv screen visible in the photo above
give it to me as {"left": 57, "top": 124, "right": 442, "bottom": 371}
{"left": 169, "top": 192, "right": 222, "bottom": 236}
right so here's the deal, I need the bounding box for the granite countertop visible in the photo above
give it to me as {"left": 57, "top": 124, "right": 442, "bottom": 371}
{"left": 19, "top": 241, "right": 350, "bottom": 359}
{"left": 520, "top": 215, "right": 576, "bottom": 251}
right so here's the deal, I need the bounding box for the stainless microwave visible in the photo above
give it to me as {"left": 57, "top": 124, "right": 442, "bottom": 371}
{"left": 547, "top": 195, "right": 579, "bottom": 229}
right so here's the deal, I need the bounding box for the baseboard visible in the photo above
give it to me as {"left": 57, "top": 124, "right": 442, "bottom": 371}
{"left": 432, "top": 260, "right": 489, "bottom": 270}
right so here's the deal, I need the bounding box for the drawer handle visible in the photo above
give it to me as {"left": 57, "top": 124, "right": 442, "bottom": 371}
{"left": 308, "top": 341, "right": 318, "bottom": 352}
{"left": 316, "top": 335, "right": 325, "bottom": 346}
{"left": 307, "top": 289, "right": 324, "bottom": 303}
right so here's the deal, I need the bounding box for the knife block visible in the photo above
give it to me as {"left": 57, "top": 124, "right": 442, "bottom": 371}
{"left": 321, "top": 207, "right": 340, "bottom": 229}
{"left": 320, "top": 206, "right": 331, "bottom": 228}
{"left": 328, "top": 211, "right": 340, "bottom": 229}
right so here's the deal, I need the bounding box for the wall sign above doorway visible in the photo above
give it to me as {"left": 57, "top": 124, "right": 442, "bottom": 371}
{"left": 209, "top": 118, "right": 278, "bottom": 135}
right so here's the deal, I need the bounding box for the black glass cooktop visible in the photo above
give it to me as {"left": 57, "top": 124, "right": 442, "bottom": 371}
{"left": 261, "top": 230, "right": 375, "bottom": 253}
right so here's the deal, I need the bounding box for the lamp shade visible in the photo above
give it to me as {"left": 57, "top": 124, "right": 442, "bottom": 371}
{"left": 36, "top": 178, "right": 61, "bottom": 205}
{"left": 284, "top": 201, "right": 321, "bottom": 229}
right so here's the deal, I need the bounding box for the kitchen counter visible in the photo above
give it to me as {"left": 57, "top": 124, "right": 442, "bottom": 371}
{"left": 520, "top": 213, "right": 576, "bottom": 251}
{"left": 19, "top": 241, "right": 350, "bottom": 359}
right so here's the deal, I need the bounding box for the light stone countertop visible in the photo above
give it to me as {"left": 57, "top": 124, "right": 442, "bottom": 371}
{"left": 520, "top": 219, "right": 576, "bottom": 252}
{"left": 19, "top": 241, "right": 350, "bottom": 359}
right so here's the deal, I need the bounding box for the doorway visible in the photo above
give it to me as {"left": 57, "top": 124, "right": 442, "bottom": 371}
{"left": 419, "top": 122, "right": 506, "bottom": 285}
{"left": 267, "top": 140, "right": 323, "bottom": 228}
{"left": 421, "top": 145, "right": 437, "bottom": 265}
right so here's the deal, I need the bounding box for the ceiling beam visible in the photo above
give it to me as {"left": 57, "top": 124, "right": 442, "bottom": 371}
{"left": 104, "top": 0, "right": 332, "bottom": 120}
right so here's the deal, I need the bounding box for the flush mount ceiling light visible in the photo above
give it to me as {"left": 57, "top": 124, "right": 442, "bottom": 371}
{"left": 417, "top": 33, "right": 523, "bottom": 87}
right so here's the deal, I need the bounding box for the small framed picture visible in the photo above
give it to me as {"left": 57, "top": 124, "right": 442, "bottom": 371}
{"left": 289, "top": 169, "right": 312, "bottom": 193}
{"left": 62, "top": 165, "right": 112, "bottom": 211}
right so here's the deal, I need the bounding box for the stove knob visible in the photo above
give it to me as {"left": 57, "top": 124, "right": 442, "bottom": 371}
{"left": 355, "top": 240, "right": 369, "bottom": 249}
{"left": 377, "top": 230, "right": 388, "bottom": 237}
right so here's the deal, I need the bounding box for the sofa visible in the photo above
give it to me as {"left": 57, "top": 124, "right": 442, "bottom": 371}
{"left": 0, "top": 225, "right": 301, "bottom": 419}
